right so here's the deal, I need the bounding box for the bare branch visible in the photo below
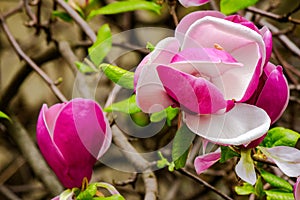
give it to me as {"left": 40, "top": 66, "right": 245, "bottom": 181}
{"left": 0, "top": 15, "right": 68, "bottom": 103}
{"left": 55, "top": 0, "right": 96, "bottom": 42}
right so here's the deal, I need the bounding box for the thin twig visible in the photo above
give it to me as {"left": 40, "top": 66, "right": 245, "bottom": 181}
{"left": 23, "top": 0, "right": 37, "bottom": 26}
{"left": 55, "top": 0, "right": 96, "bottom": 42}
{"left": 247, "top": 6, "right": 300, "bottom": 24}
{"left": 0, "top": 44, "right": 59, "bottom": 109}
{"left": 105, "top": 85, "right": 158, "bottom": 200}
{"left": 2, "top": 1, "right": 23, "bottom": 18}
{"left": 0, "top": 185, "right": 22, "bottom": 200}
{"left": 168, "top": 0, "right": 178, "bottom": 26}
{"left": 0, "top": 15, "right": 67, "bottom": 103}
{"left": 178, "top": 168, "right": 234, "bottom": 200}
{"left": 5, "top": 116, "right": 63, "bottom": 196}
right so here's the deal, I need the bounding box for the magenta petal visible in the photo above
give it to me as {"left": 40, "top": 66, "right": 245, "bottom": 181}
{"left": 225, "top": 15, "right": 260, "bottom": 33}
{"left": 256, "top": 63, "right": 289, "bottom": 123}
{"left": 194, "top": 149, "right": 221, "bottom": 174}
{"left": 260, "top": 26, "right": 272, "bottom": 65}
{"left": 175, "top": 11, "right": 225, "bottom": 44}
{"left": 294, "top": 177, "right": 300, "bottom": 200}
{"left": 36, "top": 105, "right": 69, "bottom": 187}
{"left": 178, "top": 0, "right": 209, "bottom": 7}
{"left": 157, "top": 65, "right": 227, "bottom": 114}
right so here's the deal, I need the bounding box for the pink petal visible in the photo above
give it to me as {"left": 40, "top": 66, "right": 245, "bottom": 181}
{"left": 182, "top": 16, "right": 266, "bottom": 101}
{"left": 194, "top": 148, "right": 221, "bottom": 174}
{"left": 184, "top": 103, "right": 270, "bottom": 145}
{"left": 43, "top": 103, "right": 66, "bottom": 137}
{"left": 259, "top": 146, "right": 300, "bottom": 177}
{"left": 175, "top": 11, "right": 225, "bottom": 45}
{"left": 235, "top": 149, "right": 256, "bottom": 185}
{"left": 178, "top": 0, "right": 209, "bottom": 8}
{"left": 135, "top": 38, "right": 180, "bottom": 113}
{"left": 260, "top": 26, "right": 273, "bottom": 65}
{"left": 255, "top": 63, "right": 289, "bottom": 123}
{"left": 294, "top": 177, "right": 300, "bottom": 200}
{"left": 157, "top": 65, "right": 227, "bottom": 114}
{"left": 225, "top": 15, "right": 260, "bottom": 33}
{"left": 36, "top": 105, "right": 68, "bottom": 187}
{"left": 169, "top": 47, "right": 243, "bottom": 82}
{"left": 134, "top": 54, "right": 150, "bottom": 90}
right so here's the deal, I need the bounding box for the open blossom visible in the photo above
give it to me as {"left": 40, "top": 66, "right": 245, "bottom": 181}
{"left": 135, "top": 11, "right": 289, "bottom": 146}
{"left": 36, "top": 98, "right": 112, "bottom": 188}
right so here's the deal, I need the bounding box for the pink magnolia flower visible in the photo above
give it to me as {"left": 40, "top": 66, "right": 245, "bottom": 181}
{"left": 134, "top": 11, "right": 287, "bottom": 145}
{"left": 178, "top": 0, "right": 209, "bottom": 8}
{"left": 194, "top": 148, "right": 221, "bottom": 174}
{"left": 295, "top": 177, "right": 300, "bottom": 200}
{"left": 36, "top": 98, "right": 112, "bottom": 188}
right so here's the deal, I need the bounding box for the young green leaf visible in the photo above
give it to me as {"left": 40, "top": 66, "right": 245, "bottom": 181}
{"left": 52, "top": 11, "right": 73, "bottom": 22}
{"left": 260, "top": 169, "right": 293, "bottom": 192}
{"left": 100, "top": 63, "right": 134, "bottom": 89}
{"left": 261, "top": 127, "right": 300, "bottom": 148}
{"left": 150, "top": 106, "right": 179, "bottom": 126}
{"left": 235, "top": 182, "right": 255, "bottom": 195}
{"left": 146, "top": 42, "right": 155, "bottom": 52}
{"left": 0, "top": 111, "right": 11, "bottom": 122}
{"left": 265, "top": 190, "right": 294, "bottom": 200}
{"left": 88, "top": 24, "right": 112, "bottom": 66}
{"left": 87, "top": 1, "right": 161, "bottom": 20}
{"left": 220, "top": 0, "right": 258, "bottom": 15}
{"left": 172, "top": 124, "right": 195, "bottom": 169}
{"left": 157, "top": 151, "right": 171, "bottom": 168}
{"left": 77, "top": 183, "right": 97, "bottom": 200}
{"left": 255, "top": 176, "right": 265, "bottom": 198}
{"left": 219, "top": 146, "right": 240, "bottom": 163}
{"left": 59, "top": 189, "right": 74, "bottom": 200}
{"left": 104, "top": 95, "right": 141, "bottom": 114}
{"left": 75, "top": 61, "right": 97, "bottom": 73}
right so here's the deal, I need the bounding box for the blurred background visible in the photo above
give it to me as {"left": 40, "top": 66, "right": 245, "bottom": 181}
{"left": 0, "top": 0, "right": 300, "bottom": 199}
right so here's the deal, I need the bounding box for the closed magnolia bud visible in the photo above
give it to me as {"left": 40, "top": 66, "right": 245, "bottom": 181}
{"left": 36, "top": 98, "right": 112, "bottom": 188}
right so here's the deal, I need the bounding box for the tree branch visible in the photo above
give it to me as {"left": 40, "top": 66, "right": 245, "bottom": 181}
{"left": 0, "top": 15, "right": 67, "bottom": 103}
{"left": 54, "top": 0, "right": 96, "bottom": 42}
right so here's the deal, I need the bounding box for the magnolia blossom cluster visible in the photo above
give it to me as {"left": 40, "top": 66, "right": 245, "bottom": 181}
{"left": 36, "top": 98, "right": 112, "bottom": 188}
{"left": 134, "top": 10, "right": 297, "bottom": 184}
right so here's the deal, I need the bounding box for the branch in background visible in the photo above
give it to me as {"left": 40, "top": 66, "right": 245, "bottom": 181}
{"left": 6, "top": 116, "right": 63, "bottom": 196}
{"left": 105, "top": 86, "right": 158, "bottom": 200}
{"left": 0, "top": 44, "right": 59, "bottom": 109}
{"left": 0, "top": 15, "right": 67, "bottom": 103}
{"left": 247, "top": 6, "right": 300, "bottom": 24}
{"left": 23, "top": 0, "right": 37, "bottom": 26}
{"left": 177, "top": 168, "right": 234, "bottom": 200}
{"left": 2, "top": 1, "right": 23, "bottom": 18}
{"left": 167, "top": 0, "right": 178, "bottom": 26}
{"left": 55, "top": 0, "right": 96, "bottom": 42}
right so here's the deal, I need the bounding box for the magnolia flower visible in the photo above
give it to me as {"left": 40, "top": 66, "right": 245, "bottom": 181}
{"left": 36, "top": 98, "right": 112, "bottom": 188}
{"left": 134, "top": 11, "right": 289, "bottom": 146}
{"left": 178, "top": 0, "right": 210, "bottom": 8}
{"left": 194, "top": 148, "right": 221, "bottom": 174}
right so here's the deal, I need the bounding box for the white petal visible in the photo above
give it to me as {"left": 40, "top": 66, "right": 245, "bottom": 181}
{"left": 259, "top": 146, "right": 300, "bottom": 177}
{"left": 182, "top": 16, "right": 266, "bottom": 101}
{"left": 235, "top": 149, "right": 256, "bottom": 185}
{"left": 184, "top": 103, "right": 271, "bottom": 145}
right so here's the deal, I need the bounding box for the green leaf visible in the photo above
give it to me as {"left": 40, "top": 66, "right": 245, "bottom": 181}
{"left": 261, "top": 127, "right": 300, "bottom": 148}
{"left": 88, "top": 24, "right": 112, "bottom": 66}
{"left": 157, "top": 151, "right": 170, "bottom": 168}
{"left": 219, "top": 146, "right": 240, "bottom": 163}
{"left": 235, "top": 182, "right": 255, "bottom": 195}
{"left": 75, "top": 61, "right": 97, "bottom": 73}
{"left": 220, "top": 0, "right": 258, "bottom": 15}
{"left": 0, "top": 111, "right": 11, "bottom": 122}
{"left": 265, "top": 190, "right": 294, "bottom": 200}
{"left": 100, "top": 64, "right": 134, "bottom": 89}
{"left": 146, "top": 42, "right": 155, "bottom": 52}
{"left": 172, "top": 124, "right": 195, "bottom": 169}
{"left": 87, "top": 1, "right": 161, "bottom": 19}
{"left": 104, "top": 95, "right": 141, "bottom": 114}
{"left": 77, "top": 183, "right": 97, "bottom": 200}
{"left": 255, "top": 176, "right": 265, "bottom": 198}
{"left": 150, "top": 106, "right": 179, "bottom": 126}
{"left": 260, "top": 169, "right": 293, "bottom": 192}
{"left": 93, "top": 194, "right": 125, "bottom": 200}
{"left": 52, "top": 11, "right": 73, "bottom": 22}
